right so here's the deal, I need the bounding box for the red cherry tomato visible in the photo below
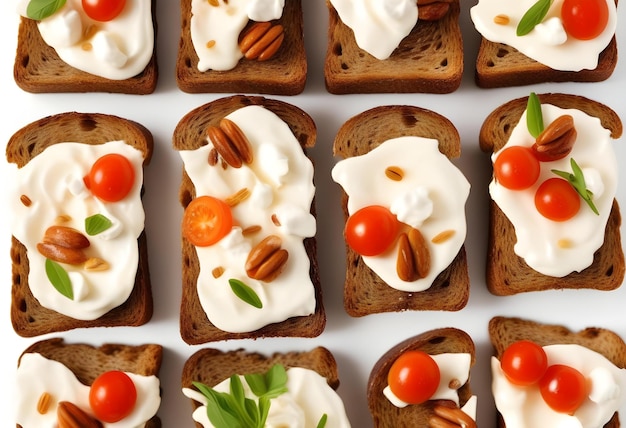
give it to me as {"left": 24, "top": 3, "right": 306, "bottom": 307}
{"left": 387, "top": 350, "right": 440, "bottom": 405}
{"left": 82, "top": 0, "right": 127, "bottom": 22}
{"left": 182, "top": 196, "right": 233, "bottom": 247}
{"left": 89, "top": 370, "right": 137, "bottom": 423}
{"left": 494, "top": 146, "right": 541, "bottom": 190}
{"left": 561, "top": 0, "right": 609, "bottom": 40}
{"left": 500, "top": 340, "right": 548, "bottom": 386}
{"left": 539, "top": 364, "right": 588, "bottom": 414}
{"left": 345, "top": 205, "right": 399, "bottom": 257}
{"left": 84, "top": 153, "right": 135, "bottom": 202}
{"left": 534, "top": 178, "right": 581, "bottom": 221}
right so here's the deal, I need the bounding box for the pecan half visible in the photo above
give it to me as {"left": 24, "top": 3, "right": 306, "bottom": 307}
{"left": 428, "top": 402, "right": 476, "bottom": 428}
{"left": 245, "top": 235, "right": 289, "bottom": 282}
{"left": 418, "top": 1, "right": 451, "bottom": 21}
{"left": 207, "top": 118, "right": 253, "bottom": 168}
{"left": 57, "top": 401, "right": 103, "bottom": 428}
{"left": 37, "top": 243, "right": 88, "bottom": 265}
{"left": 532, "top": 114, "right": 577, "bottom": 162}
{"left": 38, "top": 225, "right": 90, "bottom": 265}
{"left": 240, "top": 21, "right": 285, "bottom": 61}
{"left": 396, "top": 228, "right": 431, "bottom": 282}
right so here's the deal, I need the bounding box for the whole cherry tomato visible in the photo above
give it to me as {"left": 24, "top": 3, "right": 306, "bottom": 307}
{"left": 387, "top": 350, "right": 440, "bottom": 405}
{"left": 89, "top": 370, "right": 137, "bottom": 423}
{"left": 82, "top": 0, "right": 127, "bottom": 22}
{"left": 84, "top": 153, "right": 135, "bottom": 202}
{"left": 494, "top": 146, "right": 541, "bottom": 190}
{"left": 500, "top": 340, "right": 548, "bottom": 386}
{"left": 561, "top": 0, "right": 609, "bottom": 40}
{"left": 344, "top": 205, "right": 399, "bottom": 257}
{"left": 534, "top": 178, "right": 581, "bottom": 221}
{"left": 539, "top": 364, "right": 588, "bottom": 414}
{"left": 182, "top": 196, "right": 233, "bottom": 247}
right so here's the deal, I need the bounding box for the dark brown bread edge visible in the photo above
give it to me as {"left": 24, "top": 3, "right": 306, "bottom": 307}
{"left": 13, "top": 0, "right": 158, "bottom": 94}
{"left": 489, "top": 316, "right": 624, "bottom": 428}
{"left": 479, "top": 93, "right": 625, "bottom": 295}
{"left": 17, "top": 337, "right": 163, "bottom": 428}
{"left": 173, "top": 95, "right": 325, "bottom": 344}
{"left": 181, "top": 347, "right": 340, "bottom": 428}
{"left": 367, "top": 328, "right": 475, "bottom": 428}
{"left": 333, "top": 105, "right": 470, "bottom": 316}
{"left": 176, "top": 0, "right": 306, "bottom": 95}
{"left": 324, "top": 0, "right": 463, "bottom": 94}
{"left": 7, "top": 112, "right": 154, "bottom": 337}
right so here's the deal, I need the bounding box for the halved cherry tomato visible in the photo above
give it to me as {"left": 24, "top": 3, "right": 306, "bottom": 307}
{"left": 345, "top": 205, "right": 399, "bottom": 257}
{"left": 500, "top": 340, "right": 548, "bottom": 386}
{"left": 84, "top": 153, "right": 135, "bottom": 202}
{"left": 561, "top": 0, "right": 609, "bottom": 40}
{"left": 182, "top": 196, "right": 233, "bottom": 247}
{"left": 494, "top": 146, "right": 541, "bottom": 190}
{"left": 82, "top": 0, "right": 127, "bottom": 22}
{"left": 89, "top": 370, "right": 137, "bottom": 423}
{"left": 539, "top": 364, "right": 588, "bottom": 414}
{"left": 534, "top": 178, "right": 581, "bottom": 221}
{"left": 387, "top": 350, "right": 440, "bottom": 405}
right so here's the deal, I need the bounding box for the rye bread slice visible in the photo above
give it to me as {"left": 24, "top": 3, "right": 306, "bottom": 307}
{"left": 13, "top": 0, "right": 158, "bottom": 94}
{"left": 7, "top": 112, "right": 154, "bottom": 337}
{"left": 489, "top": 316, "right": 626, "bottom": 428}
{"left": 176, "top": 0, "right": 306, "bottom": 95}
{"left": 367, "top": 328, "right": 476, "bottom": 428}
{"left": 333, "top": 105, "right": 470, "bottom": 316}
{"left": 324, "top": 0, "right": 463, "bottom": 94}
{"left": 173, "top": 95, "right": 325, "bottom": 344}
{"left": 479, "top": 93, "right": 624, "bottom": 295}
{"left": 18, "top": 337, "right": 163, "bottom": 428}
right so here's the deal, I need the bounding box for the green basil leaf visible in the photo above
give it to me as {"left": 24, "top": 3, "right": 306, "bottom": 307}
{"left": 229, "top": 279, "right": 263, "bottom": 308}
{"left": 258, "top": 396, "right": 271, "bottom": 428}
{"left": 526, "top": 92, "right": 544, "bottom": 138}
{"left": 193, "top": 382, "right": 244, "bottom": 428}
{"left": 264, "top": 364, "right": 288, "bottom": 399}
{"left": 517, "top": 0, "right": 553, "bottom": 36}
{"left": 317, "top": 413, "right": 329, "bottom": 428}
{"left": 45, "top": 258, "right": 73, "bottom": 300}
{"left": 85, "top": 214, "right": 113, "bottom": 236}
{"left": 551, "top": 158, "right": 599, "bottom": 215}
{"left": 244, "top": 373, "right": 268, "bottom": 397}
{"left": 26, "top": 0, "right": 66, "bottom": 20}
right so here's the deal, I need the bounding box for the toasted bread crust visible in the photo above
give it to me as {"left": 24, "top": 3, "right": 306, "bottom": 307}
{"left": 7, "top": 112, "right": 154, "bottom": 337}
{"left": 479, "top": 93, "right": 625, "bottom": 295}
{"left": 173, "top": 95, "right": 325, "bottom": 344}
{"left": 13, "top": 0, "right": 158, "bottom": 94}
{"left": 368, "top": 328, "right": 475, "bottom": 428}
{"left": 176, "top": 0, "right": 306, "bottom": 95}
{"left": 324, "top": 0, "right": 463, "bottom": 94}
{"left": 333, "top": 105, "right": 470, "bottom": 316}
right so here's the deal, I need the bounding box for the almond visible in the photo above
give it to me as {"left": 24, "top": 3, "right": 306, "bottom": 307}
{"left": 418, "top": 2, "right": 450, "bottom": 21}
{"left": 396, "top": 228, "right": 431, "bottom": 282}
{"left": 43, "top": 225, "right": 90, "bottom": 250}
{"left": 245, "top": 235, "right": 289, "bottom": 282}
{"left": 37, "top": 242, "right": 88, "bottom": 265}
{"left": 84, "top": 257, "right": 109, "bottom": 271}
{"left": 57, "top": 401, "right": 103, "bottom": 428}
{"left": 428, "top": 403, "right": 476, "bottom": 428}
{"left": 532, "top": 114, "right": 577, "bottom": 162}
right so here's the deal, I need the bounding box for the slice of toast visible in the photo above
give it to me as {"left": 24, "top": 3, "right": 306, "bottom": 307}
{"left": 333, "top": 105, "right": 470, "bottom": 316}
{"left": 13, "top": 0, "right": 158, "bottom": 94}
{"left": 367, "top": 328, "right": 476, "bottom": 428}
{"left": 324, "top": 0, "right": 463, "bottom": 94}
{"left": 489, "top": 316, "right": 626, "bottom": 428}
{"left": 7, "top": 112, "right": 154, "bottom": 337}
{"left": 17, "top": 337, "right": 163, "bottom": 428}
{"left": 176, "top": 0, "right": 306, "bottom": 95}
{"left": 173, "top": 95, "right": 325, "bottom": 344}
{"left": 479, "top": 93, "right": 624, "bottom": 295}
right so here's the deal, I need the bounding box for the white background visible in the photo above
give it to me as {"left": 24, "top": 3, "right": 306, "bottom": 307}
{"left": 1, "top": 1, "right": 626, "bottom": 427}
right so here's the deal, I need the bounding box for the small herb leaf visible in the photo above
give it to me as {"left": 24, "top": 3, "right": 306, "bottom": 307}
{"left": 26, "top": 0, "right": 66, "bottom": 20}
{"left": 317, "top": 413, "right": 329, "bottom": 428}
{"left": 85, "top": 214, "right": 113, "bottom": 236}
{"left": 45, "top": 259, "right": 73, "bottom": 300}
{"left": 517, "top": 0, "right": 553, "bottom": 36}
{"left": 527, "top": 92, "right": 544, "bottom": 138}
{"left": 552, "top": 158, "right": 599, "bottom": 215}
{"left": 229, "top": 279, "right": 263, "bottom": 308}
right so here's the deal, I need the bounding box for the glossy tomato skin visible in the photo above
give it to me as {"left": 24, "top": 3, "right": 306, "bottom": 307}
{"left": 387, "top": 350, "right": 440, "bottom": 404}
{"left": 182, "top": 196, "right": 233, "bottom": 247}
{"left": 345, "top": 205, "right": 399, "bottom": 257}
{"left": 494, "top": 146, "right": 541, "bottom": 190}
{"left": 539, "top": 364, "right": 588, "bottom": 414}
{"left": 84, "top": 154, "right": 135, "bottom": 202}
{"left": 82, "top": 0, "right": 127, "bottom": 22}
{"left": 500, "top": 340, "right": 548, "bottom": 386}
{"left": 534, "top": 178, "right": 581, "bottom": 221}
{"left": 89, "top": 370, "right": 137, "bottom": 423}
{"left": 561, "top": 0, "right": 609, "bottom": 40}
